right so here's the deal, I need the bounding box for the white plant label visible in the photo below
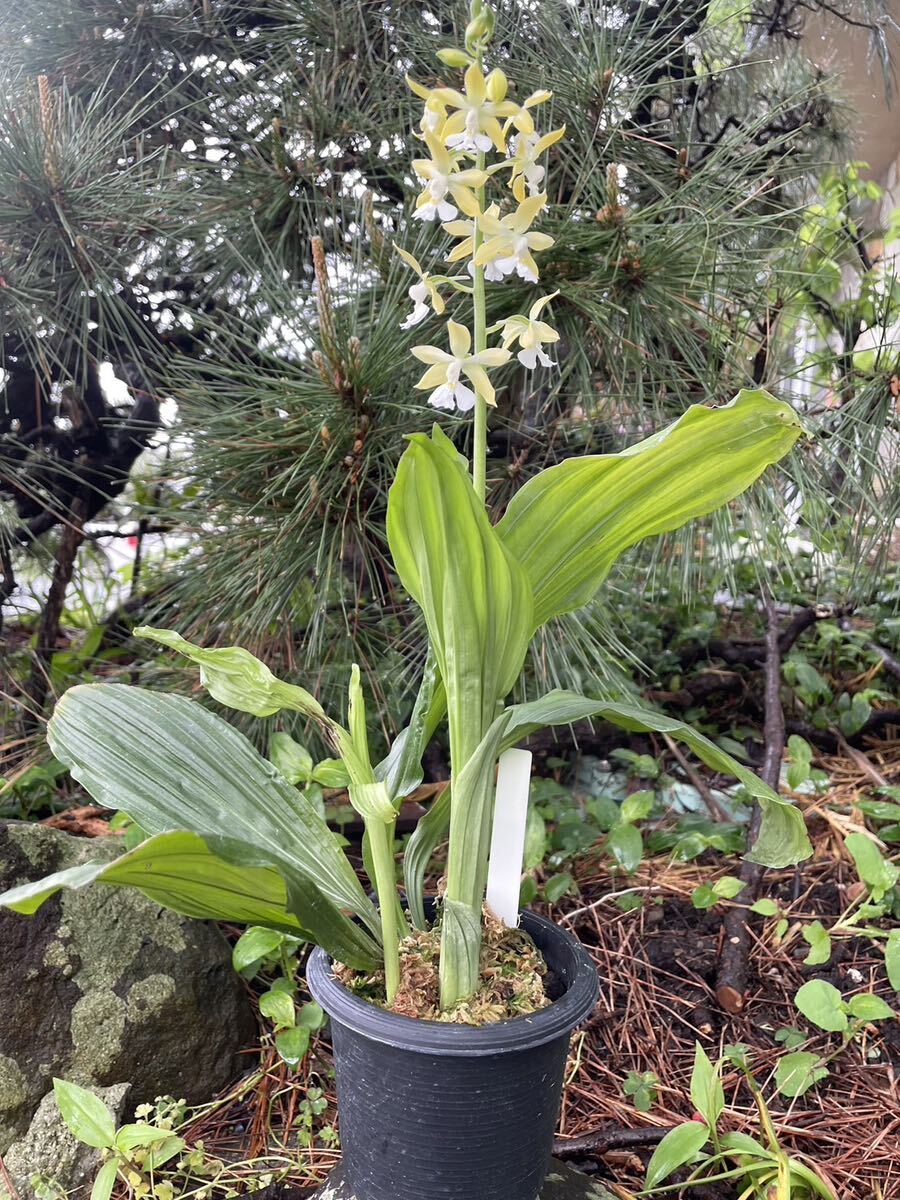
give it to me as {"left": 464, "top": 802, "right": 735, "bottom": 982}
{"left": 485, "top": 747, "right": 533, "bottom": 927}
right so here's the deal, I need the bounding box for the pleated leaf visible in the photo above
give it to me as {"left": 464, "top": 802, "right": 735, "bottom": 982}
{"left": 47, "top": 683, "right": 381, "bottom": 967}
{"left": 403, "top": 783, "right": 451, "bottom": 929}
{"left": 497, "top": 390, "right": 804, "bottom": 627}
{"left": 387, "top": 425, "right": 533, "bottom": 761}
{"left": 0, "top": 830, "right": 314, "bottom": 937}
{"left": 376, "top": 646, "right": 446, "bottom": 803}
{"left": 503, "top": 691, "right": 811, "bottom": 868}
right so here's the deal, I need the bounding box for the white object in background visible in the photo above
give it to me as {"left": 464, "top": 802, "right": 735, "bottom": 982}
{"left": 485, "top": 748, "right": 533, "bottom": 927}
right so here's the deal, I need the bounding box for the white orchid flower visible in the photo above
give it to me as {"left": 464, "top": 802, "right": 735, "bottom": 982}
{"left": 411, "top": 319, "right": 511, "bottom": 412}
{"left": 409, "top": 66, "right": 519, "bottom": 156}
{"left": 507, "top": 126, "right": 565, "bottom": 202}
{"left": 442, "top": 206, "right": 507, "bottom": 281}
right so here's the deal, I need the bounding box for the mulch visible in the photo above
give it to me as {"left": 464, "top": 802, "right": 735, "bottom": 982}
{"left": 166, "top": 741, "right": 900, "bottom": 1198}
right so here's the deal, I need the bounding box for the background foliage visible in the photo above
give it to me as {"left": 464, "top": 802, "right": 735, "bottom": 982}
{"left": 0, "top": 0, "right": 898, "bottom": 756}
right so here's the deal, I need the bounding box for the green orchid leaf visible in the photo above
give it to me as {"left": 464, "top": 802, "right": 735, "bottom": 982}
{"left": 497, "top": 390, "right": 804, "bottom": 627}
{"left": 0, "top": 829, "right": 323, "bottom": 937}
{"left": 376, "top": 646, "right": 446, "bottom": 803}
{"left": 403, "top": 784, "right": 452, "bottom": 930}
{"left": 439, "top": 712, "right": 511, "bottom": 1006}
{"left": 46, "top": 683, "right": 381, "bottom": 967}
{"left": 135, "top": 626, "right": 325, "bottom": 720}
{"left": 502, "top": 690, "right": 811, "bottom": 867}
{"left": 440, "top": 897, "right": 482, "bottom": 1011}
{"left": 387, "top": 425, "right": 533, "bottom": 759}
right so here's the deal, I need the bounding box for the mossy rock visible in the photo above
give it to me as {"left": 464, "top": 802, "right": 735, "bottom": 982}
{"left": 0, "top": 821, "right": 255, "bottom": 1151}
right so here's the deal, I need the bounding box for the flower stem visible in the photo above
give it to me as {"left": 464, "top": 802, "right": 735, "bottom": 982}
{"left": 472, "top": 50, "right": 488, "bottom": 505}
{"left": 367, "top": 818, "right": 401, "bottom": 1003}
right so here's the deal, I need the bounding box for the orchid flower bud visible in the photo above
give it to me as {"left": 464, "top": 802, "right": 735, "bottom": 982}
{"left": 436, "top": 47, "right": 472, "bottom": 68}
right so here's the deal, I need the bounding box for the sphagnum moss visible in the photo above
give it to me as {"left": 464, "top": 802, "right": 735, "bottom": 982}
{"left": 334, "top": 909, "right": 549, "bottom": 1025}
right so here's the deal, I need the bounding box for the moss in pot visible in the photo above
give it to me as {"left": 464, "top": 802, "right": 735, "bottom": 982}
{"left": 0, "top": 3, "right": 812, "bottom": 1198}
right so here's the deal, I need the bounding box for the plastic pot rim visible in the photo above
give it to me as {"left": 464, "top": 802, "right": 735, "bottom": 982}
{"left": 306, "top": 908, "right": 598, "bottom": 1057}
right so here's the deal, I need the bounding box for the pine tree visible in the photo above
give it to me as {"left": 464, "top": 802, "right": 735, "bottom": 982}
{"left": 1, "top": 0, "right": 897, "bottom": 738}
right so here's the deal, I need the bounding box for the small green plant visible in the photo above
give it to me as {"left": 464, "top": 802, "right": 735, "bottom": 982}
{"left": 793, "top": 979, "right": 894, "bottom": 1035}
{"left": 784, "top": 736, "right": 829, "bottom": 794}
{"left": 294, "top": 1086, "right": 339, "bottom": 1149}
{"left": 773, "top": 979, "right": 895, "bottom": 1098}
{"left": 50, "top": 1082, "right": 296, "bottom": 1200}
{"left": 605, "top": 790, "right": 654, "bottom": 875}
{"left": 690, "top": 874, "right": 744, "bottom": 910}
{"left": 860, "top": 787, "right": 900, "bottom": 844}
{"left": 232, "top": 926, "right": 326, "bottom": 1066}
{"left": 267, "top": 732, "right": 350, "bottom": 820}
{"left": 774, "top": 1051, "right": 829, "bottom": 1099}
{"left": 0, "top": 759, "right": 69, "bottom": 821}
{"left": 644, "top": 1044, "right": 835, "bottom": 1197}
{"left": 622, "top": 1070, "right": 659, "bottom": 1113}
{"left": 52, "top": 1080, "right": 187, "bottom": 1200}
{"left": 748, "top": 897, "right": 790, "bottom": 941}
{"left": 609, "top": 748, "right": 662, "bottom": 782}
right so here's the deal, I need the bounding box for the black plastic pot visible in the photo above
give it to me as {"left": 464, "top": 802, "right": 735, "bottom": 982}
{"left": 307, "top": 910, "right": 598, "bottom": 1200}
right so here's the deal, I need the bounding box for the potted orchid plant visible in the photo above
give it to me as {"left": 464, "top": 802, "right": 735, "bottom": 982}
{"left": 0, "top": 5, "right": 812, "bottom": 1199}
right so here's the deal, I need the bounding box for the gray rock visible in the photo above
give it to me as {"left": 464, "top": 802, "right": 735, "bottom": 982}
{"left": 307, "top": 1161, "right": 616, "bottom": 1200}
{"left": 3, "top": 1083, "right": 130, "bottom": 1200}
{"left": 0, "top": 821, "right": 255, "bottom": 1151}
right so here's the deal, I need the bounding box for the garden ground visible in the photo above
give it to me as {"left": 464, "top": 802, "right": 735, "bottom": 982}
{"left": 151, "top": 736, "right": 900, "bottom": 1200}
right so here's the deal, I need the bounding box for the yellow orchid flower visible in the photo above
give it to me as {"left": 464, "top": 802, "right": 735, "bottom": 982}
{"left": 410, "top": 64, "right": 518, "bottom": 154}
{"left": 411, "top": 319, "right": 511, "bottom": 411}
{"left": 501, "top": 87, "right": 553, "bottom": 139}
{"left": 442, "top": 205, "right": 513, "bottom": 282}
{"left": 507, "top": 125, "right": 565, "bottom": 202}
{"left": 395, "top": 246, "right": 447, "bottom": 329}
{"left": 419, "top": 94, "right": 449, "bottom": 139}
{"left": 474, "top": 193, "right": 554, "bottom": 282}
{"left": 491, "top": 292, "right": 559, "bottom": 368}
{"left": 411, "top": 131, "right": 487, "bottom": 222}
